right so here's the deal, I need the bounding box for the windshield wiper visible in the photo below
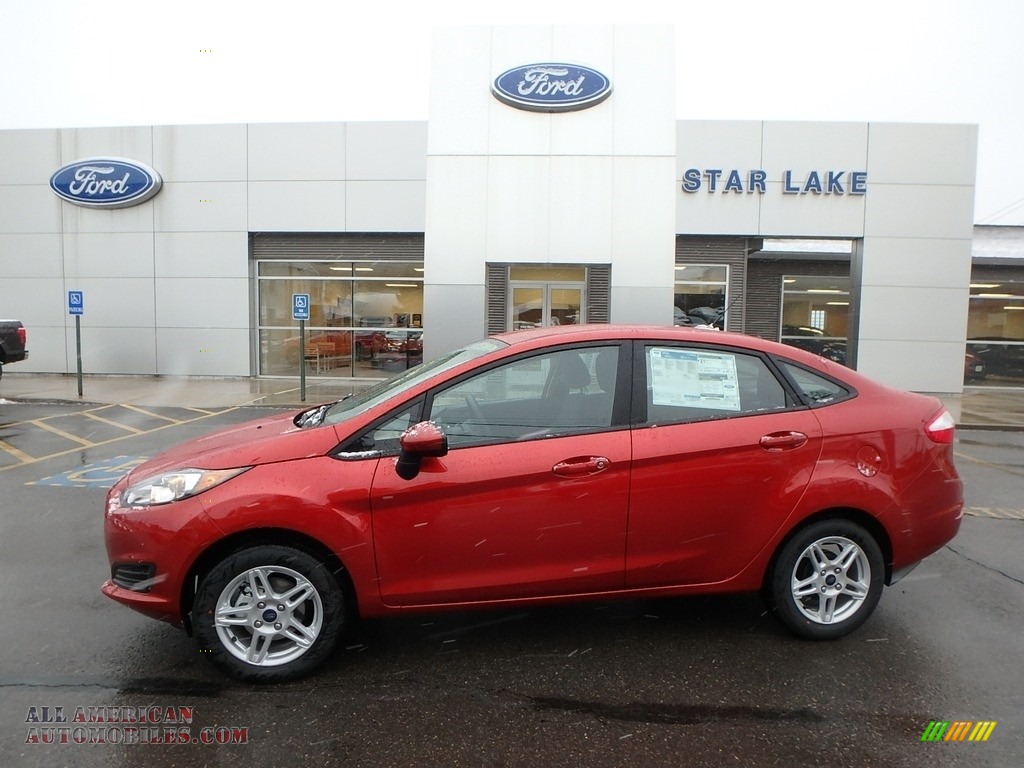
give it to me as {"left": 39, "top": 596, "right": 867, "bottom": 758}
{"left": 296, "top": 404, "right": 331, "bottom": 428}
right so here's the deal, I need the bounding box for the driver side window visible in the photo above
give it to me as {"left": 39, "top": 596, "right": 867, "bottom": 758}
{"left": 429, "top": 346, "right": 619, "bottom": 447}
{"left": 336, "top": 400, "right": 423, "bottom": 458}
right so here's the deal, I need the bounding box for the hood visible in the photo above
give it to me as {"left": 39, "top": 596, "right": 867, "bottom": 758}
{"left": 126, "top": 408, "right": 344, "bottom": 480}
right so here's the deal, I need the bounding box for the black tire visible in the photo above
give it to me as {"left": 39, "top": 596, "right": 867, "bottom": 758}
{"left": 768, "top": 519, "right": 883, "bottom": 640}
{"left": 192, "top": 545, "right": 345, "bottom": 682}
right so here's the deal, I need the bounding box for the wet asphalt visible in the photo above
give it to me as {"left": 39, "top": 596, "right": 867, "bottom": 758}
{"left": 0, "top": 401, "right": 1021, "bottom": 767}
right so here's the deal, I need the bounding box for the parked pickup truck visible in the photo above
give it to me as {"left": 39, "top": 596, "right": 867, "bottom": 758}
{"left": 0, "top": 319, "right": 28, "bottom": 380}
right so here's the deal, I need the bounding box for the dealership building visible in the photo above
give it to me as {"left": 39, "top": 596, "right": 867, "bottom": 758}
{"left": 1, "top": 26, "right": 1021, "bottom": 392}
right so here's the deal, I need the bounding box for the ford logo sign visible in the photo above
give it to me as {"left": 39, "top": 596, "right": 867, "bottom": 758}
{"left": 492, "top": 63, "right": 612, "bottom": 112}
{"left": 49, "top": 158, "right": 163, "bottom": 209}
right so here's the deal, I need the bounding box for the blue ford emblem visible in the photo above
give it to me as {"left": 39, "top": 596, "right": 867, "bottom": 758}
{"left": 49, "top": 158, "right": 163, "bottom": 209}
{"left": 492, "top": 63, "right": 612, "bottom": 112}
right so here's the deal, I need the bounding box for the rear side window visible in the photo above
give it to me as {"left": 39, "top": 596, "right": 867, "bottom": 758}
{"left": 778, "top": 361, "right": 851, "bottom": 405}
{"left": 643, "top": 345, "right": 790, "bottom": 425}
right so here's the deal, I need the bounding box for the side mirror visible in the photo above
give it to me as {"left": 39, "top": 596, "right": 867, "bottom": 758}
{"left": 395, "top": 421, "right": 449, "bottom": 480}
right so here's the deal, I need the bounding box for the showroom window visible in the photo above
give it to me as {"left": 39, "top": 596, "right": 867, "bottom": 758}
{"left": 780, "top": 276, "right": 850, "bottom": 366}
{"left": 674, "top": 265, "right": 727, "bottom": 328}
{"left": 256, "top": 259, "right": 424, "bottom": 378}
{"left": 965, "top": 279, "right": 1024, "bottom": 386}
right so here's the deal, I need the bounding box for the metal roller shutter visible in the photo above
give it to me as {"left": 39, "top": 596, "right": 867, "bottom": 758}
{"left": 586, "top": 265, "right": 611, "bottom": 324}
{"left": 250, "top": 233, "right": 425, "bottom": 260}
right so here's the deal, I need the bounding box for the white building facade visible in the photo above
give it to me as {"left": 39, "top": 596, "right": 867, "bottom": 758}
{"left": 1, "top": 25, "right": 993, "bottom": 393}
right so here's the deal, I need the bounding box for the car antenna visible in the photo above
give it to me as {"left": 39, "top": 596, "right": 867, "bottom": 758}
{"left": 694, "top": 296, "right": 741, "bottom": 330}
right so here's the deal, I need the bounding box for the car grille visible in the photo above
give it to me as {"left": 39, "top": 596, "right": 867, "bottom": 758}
{"left": 112, "top": 563, "right": 156, "bottom": 591}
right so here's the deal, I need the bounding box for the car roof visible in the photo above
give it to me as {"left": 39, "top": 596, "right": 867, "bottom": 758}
{"left": 490, "top": 323, "right": 868, "bottom": 386}
{"left": 493, "top": 323, "right": 770, "bottom": 352}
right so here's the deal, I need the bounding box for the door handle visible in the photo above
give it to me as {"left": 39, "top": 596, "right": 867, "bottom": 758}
{"left": 552, "top": 456, "right": 611, "bottom": 477}
{"left": 759, "top": 431, "right": 808, "bottom": 451}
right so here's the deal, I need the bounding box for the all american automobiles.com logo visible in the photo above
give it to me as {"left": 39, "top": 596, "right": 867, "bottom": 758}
{"left": 24, "top": 705, "right": 248, "bottom": 746}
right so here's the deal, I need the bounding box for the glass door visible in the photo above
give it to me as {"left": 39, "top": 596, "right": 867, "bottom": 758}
{"left": 511, "top": 286, "right": 545, "bottom": 330}
{"left": 510, "top": 284, "right": 583, "bottom": 329}
{"left": 550, "top": 286, "right": 583, "bottom": 326}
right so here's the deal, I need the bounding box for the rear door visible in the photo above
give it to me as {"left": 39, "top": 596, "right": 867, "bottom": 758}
{"left": 626, "top": 342, "right": 822, "bottom": 587}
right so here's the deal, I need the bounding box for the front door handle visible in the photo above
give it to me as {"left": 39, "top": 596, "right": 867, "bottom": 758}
{"left": 759, "top": 431, "right": 808, "bottom": 451}
{"left": 552, "top": 456, "right": 610, "bottom": 477}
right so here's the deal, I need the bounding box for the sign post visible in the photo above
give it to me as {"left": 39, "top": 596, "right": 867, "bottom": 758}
{"left": 68, "top": 291, "right": 84, "bottom": 397}
{"left": 292, "top": 294, "right": 310, "bottom": 402}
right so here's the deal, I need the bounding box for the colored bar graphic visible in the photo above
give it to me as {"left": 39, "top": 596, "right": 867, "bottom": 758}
{"left": 921, "top": 720, "right": 996, "bottom": 742}
{"left": 969, "top": 721, "right": 997, "bottom": 742}
{"left": 944, "top": 721, "right": 971, "bottom": 741}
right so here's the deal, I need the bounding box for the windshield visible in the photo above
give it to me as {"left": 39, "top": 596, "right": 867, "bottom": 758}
{"left": 321, "top": 338, "right": 507, "bottom": 426}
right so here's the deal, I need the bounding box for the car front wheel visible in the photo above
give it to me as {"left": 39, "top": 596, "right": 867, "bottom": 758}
{"left": 192, "top": 545, "right": 345, "bottom": 682}
{"left": 769, "top": 519, "right": 883, "bottom": 640}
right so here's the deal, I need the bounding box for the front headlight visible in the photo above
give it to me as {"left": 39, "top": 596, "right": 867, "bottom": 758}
{"left": 119, "top": 467, "right": 250, "bottom": 508}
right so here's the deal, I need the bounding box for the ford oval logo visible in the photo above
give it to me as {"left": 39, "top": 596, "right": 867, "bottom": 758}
{"left": 492, "top": 63, "right": 612, "bottom": 113}
{"left": 49, "top": 158, "right": 163, "bottom": 209}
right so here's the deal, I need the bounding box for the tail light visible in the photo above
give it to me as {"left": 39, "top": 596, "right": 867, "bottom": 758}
{"left": 925, "top": 409, "right": 956, "bottom": 445}
{"left": 17, "top": 327, "right": 26, "bottom": 345}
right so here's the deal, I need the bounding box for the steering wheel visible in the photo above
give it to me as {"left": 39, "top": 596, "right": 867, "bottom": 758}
{"left": 464, "top": 394, "right": 492, "bottom": 437}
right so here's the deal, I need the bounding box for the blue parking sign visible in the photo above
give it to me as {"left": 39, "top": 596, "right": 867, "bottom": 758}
{"left": 292, "top": 293, "right": 310, "bottom": 321}
{"left": 68, "top": 290, "right": 84, "bottom": 315}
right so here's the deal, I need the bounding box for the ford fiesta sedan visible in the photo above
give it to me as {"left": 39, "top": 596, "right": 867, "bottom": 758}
{"left": 103, "top": 325, "right": 963, "bottom": 682}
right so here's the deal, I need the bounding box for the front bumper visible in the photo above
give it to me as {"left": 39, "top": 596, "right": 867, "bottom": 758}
{"left": 103, "top": 485, "right": 222, "bottom": 627}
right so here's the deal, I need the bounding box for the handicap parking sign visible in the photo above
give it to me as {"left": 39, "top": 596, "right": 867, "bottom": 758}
{"left": 68, "top": 290, "right": 84, "bottom": 315}
{"left": 292, "top": 293, "right": 310, "bottom": 321}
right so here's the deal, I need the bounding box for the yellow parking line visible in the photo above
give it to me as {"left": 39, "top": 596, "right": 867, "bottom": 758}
{"left": 0, "top": 407, "right": 239, "bottom": 472}
{"left": 122, "top": 403, "right": 219, "bottom": 419}
{"left": 120, "top": 403, "right": 183, "bottom": 423}
{"left": 82, "top": 409, "right": 144, "bottom": 434}
{"left": 0, "top": 439, "right": 35, "bottom": 463}
{"left": 964, "top": 506, "right": 1024, "bottom": 520}
{"left": 954, "top": 450, "right": 1024, "bottom": 478}
{"left": 31, "top": 419, "right": 94, "bottom": 447}
{"left": 0, "top": 416, "right": 34, "bottom": 429}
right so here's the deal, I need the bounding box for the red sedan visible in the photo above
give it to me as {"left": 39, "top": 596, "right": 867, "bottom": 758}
{"left": 102, "top": 325, "right": 963, "bottom": 682}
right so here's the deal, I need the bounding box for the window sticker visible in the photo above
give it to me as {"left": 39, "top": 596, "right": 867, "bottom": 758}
{"left": 650, "top": 348, "right": 740, "bottom": 411}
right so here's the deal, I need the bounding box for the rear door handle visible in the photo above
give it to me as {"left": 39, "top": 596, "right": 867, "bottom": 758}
{"left": 759, "top": 431, "right": 808, "bottom": 451}
{"left": 553, "top": 456, "right": 611, "bottom": 477}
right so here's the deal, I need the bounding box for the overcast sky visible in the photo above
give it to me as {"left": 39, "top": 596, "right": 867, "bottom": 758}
{"left": 3, "top": 0, "right": 1022, "bottom": 225}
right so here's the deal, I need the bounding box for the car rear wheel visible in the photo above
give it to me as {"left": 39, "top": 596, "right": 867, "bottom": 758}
{"left": 769, "top": 519, "right": 883, "bottom": 640}
{"left": 193, "top": 545, "right": 344, "bottom": 682}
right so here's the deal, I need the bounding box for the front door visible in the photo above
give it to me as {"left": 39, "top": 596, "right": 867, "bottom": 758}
{"left": 370, "top": 344, "right": 628, "bottom": 607}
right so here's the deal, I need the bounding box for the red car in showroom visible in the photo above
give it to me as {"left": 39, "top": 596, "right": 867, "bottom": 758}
{"left": 103, "top": 325, "right": 963, "bottom": 682}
